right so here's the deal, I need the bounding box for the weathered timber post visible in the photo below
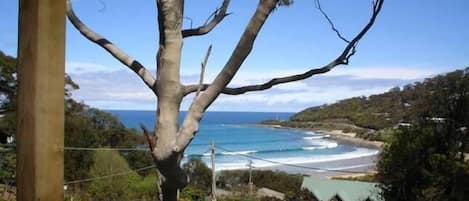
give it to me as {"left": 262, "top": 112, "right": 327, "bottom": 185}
{"left": 211, "top": 141, "right": 217, "bottom": 201}
{"left": 17, "top": 0, "right": 66, "bottom": 200}
{"left": 248, "top": 160, "right": 254, "bottom": 197}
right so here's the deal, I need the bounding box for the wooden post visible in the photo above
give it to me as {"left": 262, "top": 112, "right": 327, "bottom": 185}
{"left": 211, "top": 141, "right": 217, "bottom": 201}
{"left": 16, "top": 0, "right": 66, "bottom": 200}
{"left": 248, "top": 160, "right": 254, "bottom": 197}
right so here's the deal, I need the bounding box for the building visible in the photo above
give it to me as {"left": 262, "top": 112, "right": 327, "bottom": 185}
{"left": 301, "top": 177, "right": 382, "bottom": 201}
{"left": 257, "top": 187, "right": 285, "bottom": 200}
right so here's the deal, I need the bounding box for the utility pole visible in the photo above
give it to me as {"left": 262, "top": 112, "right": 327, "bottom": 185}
{"left": 211, "top": 141, "right": 217, "bottom": 201}
{"left": 248, "top": 160, "right": 254, "bottom": 197}
{"left": 17, "top": 0, "right": 66, "bottom": 200}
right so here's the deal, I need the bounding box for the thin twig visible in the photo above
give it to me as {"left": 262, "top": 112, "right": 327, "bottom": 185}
{"left": 195, "top": 45, "right": 212, "bottom": 98}
{"left": 314, "top": 0, "right": 350, "bottom": 43}
{"left": 182, "top": 0, "right": 231, "bottom": 38}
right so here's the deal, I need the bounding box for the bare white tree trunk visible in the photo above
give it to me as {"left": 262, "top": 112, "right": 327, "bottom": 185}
{"left": 153, "top": 1, "right": 186, "bottom": 200}
{"left": 66, "top": 0, "right": 384, "bottom": 200}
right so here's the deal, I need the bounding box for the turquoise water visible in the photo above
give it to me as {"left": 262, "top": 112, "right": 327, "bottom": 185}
{"left": 108, "top": 110, "right": 379, "bottom": 170}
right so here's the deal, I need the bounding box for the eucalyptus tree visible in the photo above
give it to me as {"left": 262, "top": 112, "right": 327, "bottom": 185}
{"left": 66, "top": 0, "right": 384, "bottom": 200}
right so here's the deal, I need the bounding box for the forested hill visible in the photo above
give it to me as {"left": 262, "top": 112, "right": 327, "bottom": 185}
{"left": 289, "top": 68, "right": 469, "bottom": 130}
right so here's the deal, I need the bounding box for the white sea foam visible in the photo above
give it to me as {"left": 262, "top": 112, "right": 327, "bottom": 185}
{"left": 221, "top": 150, "right": 257, "bottom": 155}
{"left": 325, "top": 142, "right": 338, "bottom": 148}
{"left": 307, "top": 139, "right": 339, "bottom": 148}
{"left": 302, "top": 146, "right": 321, "bottom": 150}
{"left": 303, "top": 136, "right": 323, "bottom": 140}
{"left": 302, "top": 142, "right": 338, "bottom": 150}
{"left": 305, "top": 131, "right": 316, "bottom": 135}
{"left": 321, "top": 163, "right": 376, "bottom": 171}
{"left": 215, "top": 148, "right": 380, "bottom": 171}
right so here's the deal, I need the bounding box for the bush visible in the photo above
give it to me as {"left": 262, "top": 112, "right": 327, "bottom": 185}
{"left": 218, "top": 169, "right": 302, "bottom": 195}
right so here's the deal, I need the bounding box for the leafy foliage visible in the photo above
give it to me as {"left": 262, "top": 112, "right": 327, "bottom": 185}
{"left": 85, "top": 150, "right": 157, "bottom": 201}
{"left": 183, "top": 157, "right": 212, "bottom": 193}
{"left": 218, "top": 169, "right": 302, "bottom": 195}
{"left": 290, "top": 68, "right": 469, "bottom": 131}
{"left": 180, "top": 158, "right": 308, "bottom": 201}
{"left": 64, "top": 100, "right": 142, "bottom": 181}
{"left": 0, "top": 51, "right": 153, "bottom": 195}
{"left": 285, "top": 188, "right": 318, "bottom": 201}
{"left": 87, "top": 150, "right": 141, "bottom": 200}
{"left": 377, "top": 68, "right": 469, "bottom": 201}
{"left": 0, "top": 51, "right": 17, "bottom": 144}
{"left": 0, "top": 146, "right": 15, "bottom": 187}
{"left": 180, "top": 185, "right": 207, "bottom": 201}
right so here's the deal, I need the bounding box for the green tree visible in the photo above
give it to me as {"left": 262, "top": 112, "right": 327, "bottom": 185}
{"left": 285, "top": 188, "right": 318, "bottom": 201}
{"left": 377, "top": 69, "right": 469, "bottom": 201}
{"left": 130, "top": 173, "right": 159, "bottom": 201}
{"left": 0, "top": 51, "right": 17, "bottom": 144}
{"left": 0, "top": 52, "right": 18, "bottom": 189}
{"left": 0, "top": 51, "right": 148, "bottom": 191}
{"left": 87, "top": 150, "right": 141, "bottom": 201}
{"left": 183, "top": 158, "right": 212, "bottom": 192}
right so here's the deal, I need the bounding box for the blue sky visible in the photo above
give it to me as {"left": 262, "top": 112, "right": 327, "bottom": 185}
{"left": 1, "top": 0, "right": 468, "bottom": 112}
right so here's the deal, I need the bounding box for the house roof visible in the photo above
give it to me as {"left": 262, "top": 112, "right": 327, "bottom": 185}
{"left": 257, "top": 187, "right": 285, "bottom": 200}
{"left": 301, "top": 177, "right": 382, "bottom": 201}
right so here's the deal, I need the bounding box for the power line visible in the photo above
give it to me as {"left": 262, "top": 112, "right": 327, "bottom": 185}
{"left": 64, "top": 165, "right": 156, "bottom": 185}
{"left": 0, "top": 143, "right": 15, "bottom": 148}
{"left": 215, "top": 145, "right": 371, "bottom": 174}
{"left": 1, "top": 131, "right": 327, "bottom": 152}
{"left": 64, "top": 147, "right": 149, "bottom": 152}
{"left": 0, "top": 144, "right": 150, "bottom": 152}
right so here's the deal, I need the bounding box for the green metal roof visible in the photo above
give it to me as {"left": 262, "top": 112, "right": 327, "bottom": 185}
{"left": 301, "top": 177, "right": 383, "bottom": 201}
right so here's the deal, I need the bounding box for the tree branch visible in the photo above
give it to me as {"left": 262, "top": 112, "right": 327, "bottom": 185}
{"left": 195, "top": 45, "right": 212, "bottom": 98}
{"left": 140, "top": 124, "right": 156, "bottom": 152}
{"left": 66, "top": 0, "right": 157, "bottom": 94}
{"left": 176, "top": 0, "right": 279, "bottom": 151}
{"left": 183, "top": 0, "right": 384, "bottom": 96}
{"left": 314, "top": 0, "right": 349, "bottom": 43}
{"left": 182, "top": 0, "right": 231, "bottom": 38}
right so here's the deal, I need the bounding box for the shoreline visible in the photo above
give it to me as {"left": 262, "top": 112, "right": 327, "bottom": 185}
{"left": 251, "top": 123, "right": 382, "bottom": 177}
{"left": 215, "top": 124, "right": 382, "bottom": 177}
{"left": 239, "top": 154, "right": 379, "bottom": 178}
{"left": 260, "top": 124, "right": 384, "bottom": 149}
{"left": 318, "top": 130, "right": 384, "bottom": 149}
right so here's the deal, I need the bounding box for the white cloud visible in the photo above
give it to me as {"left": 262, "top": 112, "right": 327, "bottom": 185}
{"left": 324, "top": 67, "right": 438, "bottom": 80}
{"left": 214, "top": 85, "right": 391, "bottom": 107}
{"left": 67, "top": 61, "right": 453, "bottom": 112}
{"left": 66, "top": 62, "right": 115, "bottom": 74}
{"left": 272, "top": 81, "right": 310, "bottom": 91}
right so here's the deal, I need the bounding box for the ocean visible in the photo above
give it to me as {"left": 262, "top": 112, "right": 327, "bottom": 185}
{"left": 108, "top": 110, "right": 379, "bottom": 171}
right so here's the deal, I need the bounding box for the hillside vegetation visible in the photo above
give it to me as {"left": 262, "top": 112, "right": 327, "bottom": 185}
{"left": 289, "top": 68, "right": 469, "bottom": 131}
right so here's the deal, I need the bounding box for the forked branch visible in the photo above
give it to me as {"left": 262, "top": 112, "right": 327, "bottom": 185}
{"left": 176, "top": 0, "right": 279, "bottom": 151}
{"left": 183, "top": 0, "right": 384, "bottom": 96}
{"left": 66, "top": 0, "right": 157, "bottom": 94}
{"left": 182, "top": 0, "right": 231, "bottom": 38}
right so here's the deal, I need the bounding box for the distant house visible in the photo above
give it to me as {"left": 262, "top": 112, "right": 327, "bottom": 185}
{"left": 393, "top": 122, "right": 411, "bottom": 129}
{"left": 301, "top": 177, "right": 382, "bottom": 201}
{"left": 428, "top": 117, "right": 445, "bottom": 123}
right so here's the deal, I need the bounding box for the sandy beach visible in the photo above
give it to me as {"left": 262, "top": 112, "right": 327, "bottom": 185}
{"left": 263, "top": 124, "right": 384, "bottom": 148}
{"left": 259, "top": 153, "right": 379, "bottom": 178}
{"left": 256, "top": 124, "right": 382, "bottom": 177}
{"left": 318, "top": 129, "right": 384, "bottom": 149}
